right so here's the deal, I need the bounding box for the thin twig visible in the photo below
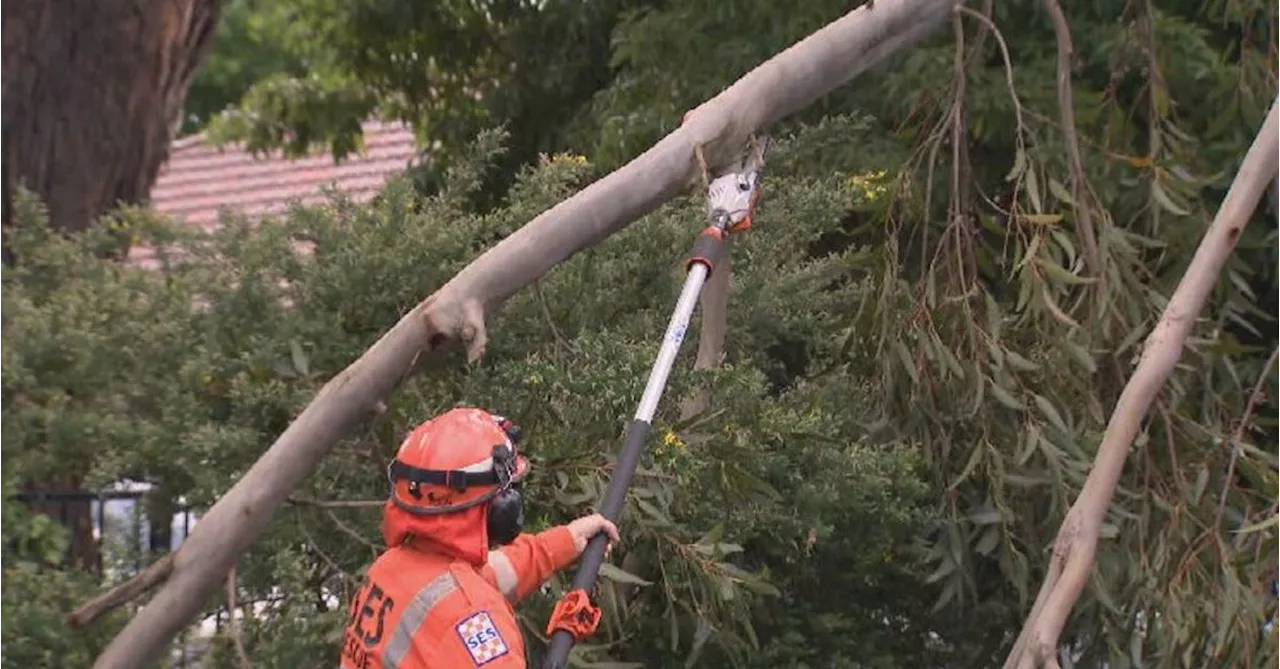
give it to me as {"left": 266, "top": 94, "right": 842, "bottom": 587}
{"left": 226, "top": 567, "right": 253, "bottom": 669}
{"left": 954, "top": 6, "right": 1028, "bottom": 151}
{"left": 533, "top": 279, "right": 573, "bottom": 357}
{"left": 67, "top": 554, "right": 174, "bottom": 627}
{"left": 1215, "top": 346, "right": 1278, "bottom": 526}
{"left": 326, "top": 508, "right": 382, "bottom": 553}
{"left": 297, "top": 513, "right": 357, "bottom": 578}
{"left": 286, "top": 496, "right": 385, "bottom": 509}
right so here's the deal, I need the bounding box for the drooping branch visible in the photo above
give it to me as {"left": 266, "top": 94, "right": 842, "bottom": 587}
{"left": 1214, "top": 346, "right": 1278, "bottom": 528}
{"left": 83, "top": 3, "right": 959, "bottom": 667}
{"left": 1042, "top": 0, "right": 1102, "bottom": 282}
{"left": 1002, "top": 96, "right": 1280, "bottom": 669}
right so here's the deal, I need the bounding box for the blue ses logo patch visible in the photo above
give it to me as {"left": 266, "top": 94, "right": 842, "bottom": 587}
{"left": 456, "top": 611, "right": 509, "bottom": 665}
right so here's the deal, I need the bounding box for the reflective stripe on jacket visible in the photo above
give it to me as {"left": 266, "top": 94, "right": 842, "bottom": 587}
{"left": 339, "top": 526, "right": 578, "bottom": 669}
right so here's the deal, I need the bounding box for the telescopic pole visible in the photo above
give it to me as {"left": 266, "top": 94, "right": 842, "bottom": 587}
{"left": 540, "top": 137, "right": 770, "bottom": 669}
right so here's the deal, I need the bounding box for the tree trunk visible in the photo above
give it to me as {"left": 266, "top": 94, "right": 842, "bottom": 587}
{"left": 1, "top": 0, "right": 223, "bottom": 574}
{"left": 2, "top": 0, "right": 223, "bottom": 236}
{"left": 78, "top": 2, "right": 959, "bottom": 666}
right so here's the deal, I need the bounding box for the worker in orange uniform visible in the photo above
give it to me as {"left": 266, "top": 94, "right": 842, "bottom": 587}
{"left": 338, "top": 407, "right": 620, "bottom": 669}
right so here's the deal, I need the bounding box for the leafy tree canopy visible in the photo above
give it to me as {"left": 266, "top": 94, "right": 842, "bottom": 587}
{"left": 4, "top": 1, "right": 1278, "bottom": 668}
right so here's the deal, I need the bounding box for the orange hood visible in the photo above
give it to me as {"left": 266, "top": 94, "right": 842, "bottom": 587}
{"left": 381, "top": 498, "right": 492, "bottom": 567}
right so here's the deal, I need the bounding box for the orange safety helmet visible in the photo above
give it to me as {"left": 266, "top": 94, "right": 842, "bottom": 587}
{"left": 382, "top": 407, "right": 530, "bottom": 559}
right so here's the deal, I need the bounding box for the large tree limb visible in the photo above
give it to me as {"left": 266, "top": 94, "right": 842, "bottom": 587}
{"left": 85, "top": 2, "right": 959, "bottom": 667}
{"left": 1002, "top": 96, "right": 1280, "bottom": 669}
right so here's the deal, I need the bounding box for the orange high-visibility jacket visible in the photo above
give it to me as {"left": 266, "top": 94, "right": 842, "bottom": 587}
{"left": 339, "top": 526, "right": 578, "bottom": 669}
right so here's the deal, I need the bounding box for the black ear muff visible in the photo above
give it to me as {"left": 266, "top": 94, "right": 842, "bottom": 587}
{"left": 487, "top": 482, "right": 525, "bottom": 546}
{"left": 486, "top": 442, "right": 525, "bottom": 545}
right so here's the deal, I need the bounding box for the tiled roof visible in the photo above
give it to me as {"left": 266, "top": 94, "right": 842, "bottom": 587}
{"left": 128, "top": 120, "right": 419, "bottom": 269}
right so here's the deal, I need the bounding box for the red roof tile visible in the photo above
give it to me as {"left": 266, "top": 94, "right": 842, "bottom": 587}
{"left": 128, "top": 120, "right": 418, "bottom": 269}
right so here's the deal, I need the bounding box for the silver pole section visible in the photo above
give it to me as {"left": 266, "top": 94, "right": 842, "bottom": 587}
{"left": 633, "top": 262, "right": 710, "bottom": 422}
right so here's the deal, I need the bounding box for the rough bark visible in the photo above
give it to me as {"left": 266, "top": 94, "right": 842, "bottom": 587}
{"left": 2, "top": 0, "right": 223, "bottom": 235}
{"left": 83, "top": 2, "right": 959, "bottom": 666}
{"left": 2, "top": 0, "right": 223, "bottom": 572}
{"left": 1002, "top": 96, "right": 1280, "bottom": 669}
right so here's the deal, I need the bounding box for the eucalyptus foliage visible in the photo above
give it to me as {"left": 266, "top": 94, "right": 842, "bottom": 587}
{"left": 3, "top": 123, "right": 957, "bottom": 668}
{"left": 4, "top": 1, "right": 1277, "bottom": 667}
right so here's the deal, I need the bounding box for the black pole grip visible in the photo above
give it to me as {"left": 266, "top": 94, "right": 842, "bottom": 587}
{"left": 542, "top": 419, "right": 652, "bottom": 669}
{"left": 685, "top": 228, "right": 727, "bottom": 273}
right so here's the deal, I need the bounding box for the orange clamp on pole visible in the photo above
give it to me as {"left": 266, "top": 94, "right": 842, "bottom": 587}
{"left": 544, "top": 589, "right": 603, "bottom": 641}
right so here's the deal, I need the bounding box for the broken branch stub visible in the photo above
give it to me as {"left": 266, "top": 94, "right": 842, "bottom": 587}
{"left": 86, "top": 2, "right": 959, "bottom": 667}
{"left": 1002, "top": 95, "right": 1280, "bottom": 669}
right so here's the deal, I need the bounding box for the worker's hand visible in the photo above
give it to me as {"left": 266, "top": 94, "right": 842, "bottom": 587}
{"left": 567, "top": 513, "right": 620, "bottom": 556}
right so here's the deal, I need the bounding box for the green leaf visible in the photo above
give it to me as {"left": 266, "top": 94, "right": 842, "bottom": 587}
{"left": 974, "top": 526, "right": 1000, "bottom": 555}
{"left": 1062, "top": 340, "right": 1097, "bottom": 373}
{"left": 635, "top": 498, "right": 673, "bottom": 526}
{"left": 717, "top": 563, "right": 780, "bottom": 596}
{"left": 1026, "top": 168, "right": 1044, "bottom": 213}
{"left": 1023, "top": 213, "right": 1063, "bottom": 226}
{"left": 697, "top": 523, "right": 725, "bottom": 546}
{"left": 1192, "top": 465, "right": 1209, "bottom": 504}
{"left": 969, "top": 505, "right": 1002, "bottom": 525}
{"left": 924, "top": 556, "right": 956, "bottom": 585}
{"left": 1048, "top": 177, "right": 1076, "bottom": 206}
{"left": 1006, "top": 147, "right": 1027, "bottom": 182}
{"left": 289, "top": 339, "right": 310, "bottom": 376}
{"left": 1151, "top": 179, "right": 1190, "bottom": 216}
{"left": 1035, "top": 257, "right": 1096, "bottom": 285}
{"left": 949, "top": 442, "right": 986, "bottom": 490}
{"left": 988, "top": 377, "right": 1026, "bottom": 410}
{"left": 1040, "top": 286, "right": 1081, "bottom": 329}
{"left": 1004, "top": 349, "right": 1040, "bottom": 372}
{"left": 1033, "top": 394, "right": 1069, "bottom": 434}
{"left": 598, "top": 562, "right": 653, "bottom": 587}
{"left": 894, "top": 340, "right": 918, "bottom": 386}
{"left": 1234, "top": 514, "right": 1278, "bottom": 535}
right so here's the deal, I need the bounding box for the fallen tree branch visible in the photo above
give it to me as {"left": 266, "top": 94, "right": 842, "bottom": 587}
{"left": 66, "top": 553, "right": 174, "bottom": 627}
{"left": 1002, "top": 96, "right": 1280, "bottom": 669}
{"left": 84, "top": 2, "right": 959, "bottom": 667}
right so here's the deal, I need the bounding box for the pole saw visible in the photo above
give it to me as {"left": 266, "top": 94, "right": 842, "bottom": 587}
{"left": 541, "top": 134, "right": 772, "bottom": 669}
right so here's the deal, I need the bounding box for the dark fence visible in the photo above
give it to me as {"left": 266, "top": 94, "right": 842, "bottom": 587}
{"left": 13, "top": 490, "right": 220, "bottom": 668}
{"left": 14, "top": 489, "right": 197, "bottom": 567}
